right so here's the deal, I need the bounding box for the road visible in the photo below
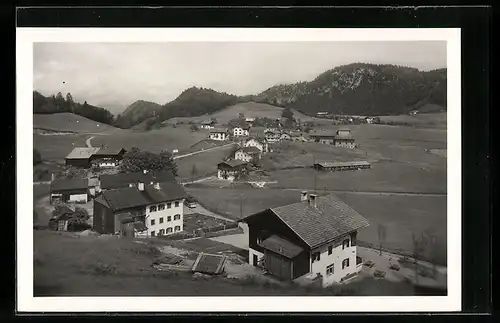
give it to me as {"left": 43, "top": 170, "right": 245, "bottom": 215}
{"left": 277, "top": 188, "right": 446, "bottom": 197}
{"left": 86, "top": 136, "right": 95, "bottom": 148}
{"left": 173, "top": 143, "right": 235, "bottom": 160}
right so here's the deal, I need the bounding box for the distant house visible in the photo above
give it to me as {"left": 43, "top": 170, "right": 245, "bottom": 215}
{"left": 217, "top": 160, "right": 248, "bottom": 181}
{"left": 65, "top": 147, "right": 100, "bottom": 168}
{"left": 264, "top": 128, "right": 281, "bottom": 143}
{"left": 314, "top": 161, "right": 371, "bottom": 172}
{"left": 365, "top": 117, "right": 374, "bottom": 124}
{"left": 409, "top": 110, "right": 419, "bottom": 116}
{"left": 48, "top": 205, "right": 74, "bottom": 231}
{"left": 99, "top": 170, "right": 175, "bottom": 191}
{"left": 234, "top": 147, "right": 261, "bottom": 163}
{"left": 232, "top": 125, "right": 250, "bottom": 137}
{"left": 316, "top": 112, "right": 329, "bottom": 118}
{"left": 309, "top": 132, "right": 336, "bottom": 145}
{"left": 91, "top": 147, "right": 126, "bottom": 168}
{"left": 209, "top": 128, "right": 229, "bottom": 141}
{"left": 50, "top": 178, "right": 89, "bottom": 204}
{"left": 239, "top": 191, "right": 370, "bottom": 286}
{"left": 200, "top": 120, "right": 216, "bottom": 129}
{"left": 245, "top": 117, "right": 255, "bottom": 126}
{"left": 244, "top": 137, "right": 269, "bottom": 153}
{"left": 93, "top": 181, "right": 187, "bottom": 236}
{"left": 335, "top": 129, "right": 356, "bottom": 149}
{"left": 289, "top": 132, "right": 308, "bottom": 142}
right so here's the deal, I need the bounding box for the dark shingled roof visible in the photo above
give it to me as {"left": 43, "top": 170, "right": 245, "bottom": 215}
{"left": 98, "top": 181, "right": 187, "bottom": 211}
{"left": 50, "top": 178, "right": 88, "bottom": 192}
{"left": 93, "top": 147, "right": 125, "bottom": 156}
{"left": 258, "top": 235, "right": 304, "bottom": 259}
{"left": 192, "top": 253, "right": 227, "bottom": 275}
{"left": 218, "top": 160, "right": 248, "bottom": 168}
{"left": 309, "top": 132, "right": 337, "bottom": 138}
{"left": 243, "top": 194, "right": 370, "bottom": 249}
{"left": 99, "top": 170, "right": 175, "bottom": 190}
{"left": 210, "top": 128, "right": 228, "bottom": 133}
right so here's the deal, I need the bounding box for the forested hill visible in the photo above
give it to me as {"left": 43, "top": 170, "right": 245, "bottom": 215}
{"left": 33, "top": 91, "right": 115, "bottom": 126}
{"left": 253, "top": 63, "right": 447, "bottom": 116}
{"left": 114, "top": 100, "right": 163, "bottom": 129}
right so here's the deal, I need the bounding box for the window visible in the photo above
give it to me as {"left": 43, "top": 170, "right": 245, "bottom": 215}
{"left": 174, "top": 214, "right": 181, "bottom": 220}
{"left": 342, "top": 239, "right": 350, "bottom": 249}
{"left": 166, "top": 227, "right": 173, "bottom": 234}
{"left": 328, "top": 245, "right": 333, "bottom": 255}
{"left": 159, "top": 229, "right": 165, "bottom": 236}
{"left": 151, "top": 231, "right": 155, "bottom": 237}
{"left": 257, "top": 237, "right": 262, "bottom": 244}
{"left": 149, "top": 205, "right": 157, "bottom": 212}
{"left": 167, "top": 202, "right": 172, "bottom": 209}
{"left": 326, "top": 264, "right": 334, "bottom": 276}
{"left": 342, "top": 258, "right": 350, "bottom": 269}
{"left": 312, "top": 252, "right": 321, "bottom": 263}
{"left": 174, "top": 226, "right": 181, "bottom": 232}
{"left": 167, "top": 216, "right": 172, "bottom": 222}
{"left": 151, "top": 219, "right": 155, "bottom": 226}
{"left": 158, "top": 204, "right": 165, "bottom": 211}
{"left": 159, "top": 217, "right": 164, "bottom": 224}
{"left": 175, "top": 201, "right": 180, "bottom": 207}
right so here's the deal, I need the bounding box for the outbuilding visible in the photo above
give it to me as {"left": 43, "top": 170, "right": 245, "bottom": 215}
{"left": 50, "top": 178, "right": 89, "bottom": 204}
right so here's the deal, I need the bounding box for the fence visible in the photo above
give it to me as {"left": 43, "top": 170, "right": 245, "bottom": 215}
{"left": 193, "top": 221, "right": 239, "bottom": 237}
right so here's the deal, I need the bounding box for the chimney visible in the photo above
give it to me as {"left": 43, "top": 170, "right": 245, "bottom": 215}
{"left": 51, "top": 173, "right": 55, "bottom": 182}
{"left": 308, "top": 194, "right": 318, "bottom": 208}
{"left": 137, "top": 182, "right": 144, "bottom": 191}
{"left": 154, "top": 182, "right": 160, "bottom": 190}
{"left": 300, "top": 191, "right": 308, "bottom": 202}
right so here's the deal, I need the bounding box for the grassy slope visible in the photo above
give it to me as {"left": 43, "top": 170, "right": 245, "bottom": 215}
{"left": 34, "top": 113, "right": 118, "bottom": 133}
{"left": 176, "top": 144, "right": 237, "bottom": 180}
{"left": 34, "top": 230, "right": 417, "bottom": 296}
{"left": 34, "top": 133, "right": 88, "bottom": 162}
{"left": 378, "top": 112, "right": 447, "bottom": 129}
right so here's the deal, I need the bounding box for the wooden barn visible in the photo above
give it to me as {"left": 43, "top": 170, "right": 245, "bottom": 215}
{"left": 313, "top": 161, "right": 371, "bottom": 172}
{"left": 217, "top": 160, "right": 248, "bottom": 181}
{"left": 65, "top": 147, "right": 101, "bottom": 168}
{"left": 90, "top": 147, "right": 126, "bottom": 168}
{"left": 50, "top": 178, "right": 89, "bottom": 204}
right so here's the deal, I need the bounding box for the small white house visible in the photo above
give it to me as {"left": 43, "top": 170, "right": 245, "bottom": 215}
{"left": 232, "top": 126, "right": 250, "bottom": 137}
{"left": 234, "top": 147, "right": 261, "bottom": 163}
{"left": 209, "top": 128, "right": 229, "bottom": 141}
{"left": 244, "top": 138, "right": 269, "bottom": 153}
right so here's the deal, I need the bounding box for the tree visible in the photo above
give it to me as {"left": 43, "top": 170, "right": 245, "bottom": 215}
{"left": 120, "top": 148, "right": 178, "bottom": 176}
{"left": 238, "top": 112, "right": 245, "bottom": 119}
{"left": 73, "top": 207, "right": 90, "bottom": 220}
{"left": 281, "top": 107, "right": 294, "bottom": 121}
{"left": 190, "top": 124, "right": 198, "bottom": 132}
{"left": 411, "top": 230, "right": 429, "bottom": 285}
{"left": 191, "top": 164, "right": 197, "bottom": 183}
{"left": 66, "top": 92, "right": 75, "bottom": 112}
{"left": 33, "top": 148, "right": 42, "bottom": 165}
{"left": 377, "top": 224, "right": 387, "bottom": 256}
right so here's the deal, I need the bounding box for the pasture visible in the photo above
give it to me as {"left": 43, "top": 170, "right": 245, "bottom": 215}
{"left": 378, "top": 112, "right": 447, "bottom": 129}
{"left": 176, "top": 144, "right": 236, "bottom": 181}
{"left": 34, "top": 133, "right": 88, "bottom": 162}
{"left": 34, "top": 113, "right": 119, "bottom": 134}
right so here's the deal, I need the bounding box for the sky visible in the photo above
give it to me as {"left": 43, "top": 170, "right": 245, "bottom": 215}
{"left": 33, "top": 41, "right": 446, "bottom": 114}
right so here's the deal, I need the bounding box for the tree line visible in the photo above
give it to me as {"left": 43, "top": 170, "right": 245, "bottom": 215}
{"left": 33, "top": 91, "right": 115, "bottom": 125}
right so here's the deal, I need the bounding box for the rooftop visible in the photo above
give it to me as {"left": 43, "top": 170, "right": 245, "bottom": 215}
{"left": 315, "top": 161, "right": 370, "bottom": 168}
{"left": 50, "top": 178, "right": 89, "bottom": 192}
{"left": 243, "top": 194, "right": 370, "bottom": 249}
{"left": 258, "top": 235, "right": 304, "bottom": 259}
{"left": 201, "top": 120, "right": 215, "bottom": 125}
{"left": 99, "top": 170, "right": 175, "bottom": 190}
{"left": 218, "top": 160, "right": 248, "bottom": 168}
{"left": 238, "top": 147, "right": 261, "bottom": 155}
{"left": 210, "top": 128, "right": 228, "bottom": 133}
{"left": 65, "top": 147, "right": 101, "bottom": 160}
{"left": 97, "top": 181, "right": 187, "bottom": 211}
{"left": 192, "top": 252, "right": 227, "bottom": 275}
{"left": 93, "top": 147, "right": 125, "bottom": 156}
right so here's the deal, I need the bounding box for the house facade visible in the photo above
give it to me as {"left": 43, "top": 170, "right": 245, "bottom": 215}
{"left": 200, "top": 120, "right": 216, "bottom": 129}
{"left": 93, "top": 181, "right": 186, "bottom": 237}
{"left": 209, "top": 128, "right": 229, "bottom": 141}
{"left": 50, "top": 178, "right": 89, "bottom": 204}
{"left": 240, "top": 192, "right": 370, "bottom": 287}
{"left": 234, "top": 147, "right": 261, "bottom": 163}
{"left": 264, "top": 129, "right": 282, "bottom": 143}
{"left": 335, "top": 129, "right": 356, "bottom": 149}
{"left": 65, "top": 147, "right": 101, "bottom": 168}
{"left": 217, "top": 160, "right": 248, "bottom": 181}
{"left": 232, "top": 126, "right": 250, "bottom": 137}
{"left": 310, "top": 133, "right": 336, "bottom": 145}
{"left": 244, "top": 138, "right": 269, "bottom": 153}
{"left": 90, "top": 147, "right": 126, "bottom": 168}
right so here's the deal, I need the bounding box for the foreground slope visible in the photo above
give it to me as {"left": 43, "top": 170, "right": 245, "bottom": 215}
{"left": 34, "top": 113, "right": 119, "bottom": 133}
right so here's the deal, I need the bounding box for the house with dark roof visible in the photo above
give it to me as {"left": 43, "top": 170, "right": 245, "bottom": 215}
{"left": 244, "top": 137, "right": 269, "bottom": 153}
{"left": 314, "top": 161, "right": 371, "bottom": 172}
{"left": 90, "top": 147, "right": 126, "bottom": 168}
{"left": 93, "top": 180, "right": 187, "bottom": 237}
{"left": 65, "top": 147, "right": 101, "bottom": 168}
{"left": 200, "top": 119, "right": 216, "bottom": 129}
{"left": 50, "top": 178, "right": 89, "bottom": 204}
{"left": 239, "top": 191, "right": 370, "bottom": 286}
{"left": 99, "top": 169, "right": 175, "bottom": 191}
{"left": 309, "top": 132, "right": 337, "bottom": 145}
{"left": 234, "top": 146, "right": 261, "bottom": 163}
{"left": 334, "top": 129, "right": 356, "bottom": 149}
{"left": 209, "top": 128, "right": 229, "bottom": 141}
{"left": 232, "top": 125, "right": 250, "bottom": 137}
{"left": 217, "top": 160, "right": 248, "bottom": 181}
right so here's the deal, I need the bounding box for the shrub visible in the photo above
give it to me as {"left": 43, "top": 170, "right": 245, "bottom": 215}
{"left": 73, "top": 207, "right": 90, "bottom": 220}
{"left": 33, "top": 148, "right": 42, "bottom": 165}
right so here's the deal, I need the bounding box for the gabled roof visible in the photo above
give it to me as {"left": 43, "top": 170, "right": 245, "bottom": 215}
{"left": 98, "top": 181, "right": 187, "bottom": 211}
{"left": 309, "top": 132, "right": 337, "bottom": 138}
{"left": 192, "top": 252, "right": 227, "bottom": 275}
{"left": 93, "top": 147, "right": 125, "bottom": 156}
{"left": 316, "top": 161, "right": 370, "bottom": 168}
{"left": 245, "top": 137, "right": 265, "bottom": 145}
{"left": 242, "top": 194, "right": 370, "bottom": 249}
{"left": 217, "top": 160, "right": 248, "bottom": 168}
{"left": 258, "top": 235, "right": 304, "bottom": 259}
{"left": 210, "top": 128, "right": 228, "bottom": 133}
{"left": 66, "top": 147, "right": 100, "bottom": 160}
{"left": 238, "top": 147, "right": 261, "bottom": 155}
{"left": 50, "top": 178, "right": 88, "bottom": 192}
{"left": 99, "top": 170, "right": 175, "bottom": 190}
{"left": 201, "top": 119, "right": 215, "bottom": 125}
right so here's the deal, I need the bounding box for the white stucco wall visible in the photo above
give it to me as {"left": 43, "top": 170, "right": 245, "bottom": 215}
{"left": 68, "top": 193, "right": 88, "bottom": 203}
{"left": 249, "top": 247, "right": 264, "bottom": 267}
{"left": 235, "top": 151, "right": 252, "bottom": 162}
{"left": 244, "top": 139, "right": 263, "bottom": 152}
{"left": 209, "top": 132, "right": 228, "bottom": 141}
{"left": 145, "top": 198, "right": 185, "bottom": 236}
{"left": 310, "top": 234, "right": 357, "bottom": 287}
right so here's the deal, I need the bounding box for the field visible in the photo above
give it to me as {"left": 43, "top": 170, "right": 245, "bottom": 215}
{"left": 378, "top": 112, "right": 446, "bottom": 129}
{"left": 34, "top": 133, "right": 88, "bottom": 162}
{"left": 34, "top": 113, "right": 119, "bottom": 133}
{"left": 176, "top": 144, "right": 236, "bottom": 181}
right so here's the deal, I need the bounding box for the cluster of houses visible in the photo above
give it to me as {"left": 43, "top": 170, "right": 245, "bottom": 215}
{"left": 315, "top": 112, "right": 381, "bottom": 125}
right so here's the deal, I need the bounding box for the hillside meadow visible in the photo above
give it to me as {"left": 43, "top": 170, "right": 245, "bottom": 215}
{"left": 175, "top": 144, "right": 237, "bottom": 181}
{"left": 34, "top": 113, "right": 119, "bottom": 134}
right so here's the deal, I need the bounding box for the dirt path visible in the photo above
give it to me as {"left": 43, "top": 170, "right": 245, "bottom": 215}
{"left": 181, "top": 176, "right": 215, "bottom": 185}
{"left": 173, "top": 143, "right": 235, "bottom": 160}
{"left": 85, "top": 136, "right": 95, "bottom": 148}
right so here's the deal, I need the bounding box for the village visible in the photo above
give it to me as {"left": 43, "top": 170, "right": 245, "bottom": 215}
{"left": 34, "top": 111, "right": 447, "bottom": 295}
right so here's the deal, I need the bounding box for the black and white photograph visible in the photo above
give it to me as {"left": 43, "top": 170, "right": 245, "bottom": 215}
{"left": 17, "top": 27, "right": 461, "bottom": 312}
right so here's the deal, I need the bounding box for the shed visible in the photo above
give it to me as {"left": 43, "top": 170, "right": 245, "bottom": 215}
{"left": 258, "top": 235, "right": 305, "bottom": 281}
{"left": 50, "top": 178, "right": 89, "bottom": 204}
{"left": 65, "top": 147, "right": 101, "bottom": 168}
{"left": 191, "top": 252, "right": 227, "bottom": 275}
{"left": 314, "top": 161, "right": 371, "bottom": 172}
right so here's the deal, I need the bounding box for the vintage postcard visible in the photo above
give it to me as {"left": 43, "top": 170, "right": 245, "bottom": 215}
{"left": 17, "top": 27, "right": 461, "bottom": 312}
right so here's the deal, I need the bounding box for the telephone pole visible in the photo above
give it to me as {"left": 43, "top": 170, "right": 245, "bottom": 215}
{"left": 313, "top": 153, "right": 317, "bottom": 194}
{"left": 240, "top": 194, "right": 244, "bottom": 219}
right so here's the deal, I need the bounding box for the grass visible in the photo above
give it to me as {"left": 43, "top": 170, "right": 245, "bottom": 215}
{"left": 378, "top": 112, "right": 447, "bottom": 129}
{"left": 34, "top": 113, "right": 118, "bottom": 133}
{"left": 176, "top": 144, "right": 236, "bottom": 180}
{"left": 33, "top": 184, "right": 50, "bottom": 199}
{"left": 34, "top": 230, "right": 425, "bottom": 296}
{"left": 185, "top": 187, "right": 447, "bottom": 266}
{"left": 34, "top": 133, "right": 88, "bottom": 162}
{"left": 183, "top": 213, "right": 233, "bottom": 233}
